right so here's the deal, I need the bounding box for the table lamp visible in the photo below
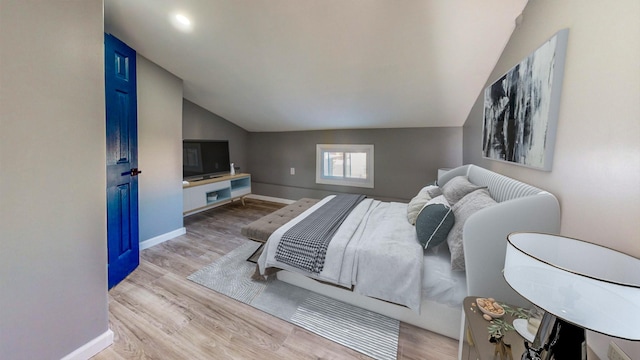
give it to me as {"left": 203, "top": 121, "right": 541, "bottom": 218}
{"left": 503, "top": 232, "right": 640, "bottom": 360}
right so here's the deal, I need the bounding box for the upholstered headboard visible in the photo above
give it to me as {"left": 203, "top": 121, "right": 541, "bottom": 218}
{"left": 438, "top": 165, "right": 561, "bottom": 307}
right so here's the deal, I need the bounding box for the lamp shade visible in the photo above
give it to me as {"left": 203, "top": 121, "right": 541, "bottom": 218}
{"left": 504, "top": 232, "right": 640, "bottom": 340}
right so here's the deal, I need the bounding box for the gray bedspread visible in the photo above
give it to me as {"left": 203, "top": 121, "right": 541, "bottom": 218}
{"left": 258, "top": 195, "right": 424, "bottom": 311}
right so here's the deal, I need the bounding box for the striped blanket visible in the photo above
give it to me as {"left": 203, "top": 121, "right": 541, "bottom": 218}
{"left": 275, "top": 194, "right": 365, "bottom": 273}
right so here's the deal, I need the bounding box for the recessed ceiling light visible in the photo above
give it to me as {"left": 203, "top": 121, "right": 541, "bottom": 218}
{"left": 170, "top": 13, "right": 193, "bottom": 32}
{"left": 175, "top": 14, "right": 191, "bottom": 26}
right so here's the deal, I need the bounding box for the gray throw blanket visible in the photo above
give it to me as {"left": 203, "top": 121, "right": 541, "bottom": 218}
{"left": 275, "top": 194, "right": 366, "bottom": 273}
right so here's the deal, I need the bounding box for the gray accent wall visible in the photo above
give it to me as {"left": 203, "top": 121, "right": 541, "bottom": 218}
{"left": 183, "top": 99, "right": 249, "bottom": 174}
{"left": 248, "top": 128, "right": 462, "bottom": 202}
{"left": 182, "top": 101, "right": 461, "bottom": 202}
{"left": 462, "top": 1, "right": 640, "bottom": 358}
{"left": 0, "top": 1, "right": 108, "bottom": 358}
{"left": 137, "top": 55, "right": 185, "bottom": 242}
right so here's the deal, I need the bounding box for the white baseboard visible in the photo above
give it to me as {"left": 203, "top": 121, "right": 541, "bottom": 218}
{"left": 245, "top": 194, "right": 295, "bottom": 204}
{"left": 140, "top": 227, "right": 186, "bottom": 250}
{"left": 61, "top": 329, "right": 113, "bottom": 360}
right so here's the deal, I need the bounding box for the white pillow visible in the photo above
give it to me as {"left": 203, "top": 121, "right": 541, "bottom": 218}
{"left": 406, "top": 185, "right": 441, "bottom": 225}
{"left": 441, "top": 176, "right": 486, "bottom": 205}
{"left": 446, "top": 188, "right": 496, "bottom": 271}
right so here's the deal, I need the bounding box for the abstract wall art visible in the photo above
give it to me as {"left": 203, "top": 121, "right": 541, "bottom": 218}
{"left": 482, "top": 29, "right": 569, "bottom": 171}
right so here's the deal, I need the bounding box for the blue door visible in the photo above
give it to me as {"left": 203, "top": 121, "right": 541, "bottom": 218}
{"left": 105, "top": 34, "right": 140, "bottom": 289}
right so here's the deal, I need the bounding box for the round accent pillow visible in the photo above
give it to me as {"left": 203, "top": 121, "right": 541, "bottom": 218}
{"left": 415, "top": 195, "right": 455, "bottom": 250}
{"left": 406, "top": 185, "right": 442, "bottom": 225}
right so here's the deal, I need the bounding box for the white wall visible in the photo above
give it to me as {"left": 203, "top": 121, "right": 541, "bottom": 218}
{"left": 0, "top": 1, "right": 110, "bottom": 359}
{"left": 462, "top": 1, "right": 640, "bottom": 358}
{"left": 137, "top": 54, "right": 185, "bottom": 242}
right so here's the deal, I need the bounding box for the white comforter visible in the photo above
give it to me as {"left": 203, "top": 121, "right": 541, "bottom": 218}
{"left": 257, "top": 196, "right": 424, "bottom": 311}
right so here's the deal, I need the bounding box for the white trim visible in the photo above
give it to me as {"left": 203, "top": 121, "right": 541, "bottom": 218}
{"left": 61, "top": 329, "right": 113, "bottom": 360}
{"left": 140, "top": 227, "right": 186, "bottom": 250}
{"left": 245, "top": 194, "right": 296, "bottom": 204}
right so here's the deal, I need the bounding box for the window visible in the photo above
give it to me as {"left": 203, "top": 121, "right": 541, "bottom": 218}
{"left": 316, "top": 144, "right": 374, "bottom": 188}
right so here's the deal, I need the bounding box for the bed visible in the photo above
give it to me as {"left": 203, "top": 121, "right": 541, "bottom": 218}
{"left": 242, "top": 164, "right": 560, "bottom": 339}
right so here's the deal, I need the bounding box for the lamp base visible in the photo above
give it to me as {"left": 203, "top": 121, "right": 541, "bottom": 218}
{"left": 521, "top": 312, "right": 586, "bottom": 360}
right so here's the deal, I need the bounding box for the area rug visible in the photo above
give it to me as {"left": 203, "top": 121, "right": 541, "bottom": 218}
{"left": 187, "top": 241, "right": 399, "bottom": 360}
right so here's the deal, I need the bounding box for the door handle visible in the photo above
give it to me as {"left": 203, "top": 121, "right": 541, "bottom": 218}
{"left": 130, "top": 168, "right": 142, "bottom": 177}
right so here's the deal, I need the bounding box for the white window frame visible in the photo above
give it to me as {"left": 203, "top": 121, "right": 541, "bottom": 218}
{"left": 315, "top": 144, "right": 374, "bottom": 188}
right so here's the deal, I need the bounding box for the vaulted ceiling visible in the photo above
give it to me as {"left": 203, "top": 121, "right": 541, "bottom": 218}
{"left": 105, "top": 0, "right": 527, "bottom": 132}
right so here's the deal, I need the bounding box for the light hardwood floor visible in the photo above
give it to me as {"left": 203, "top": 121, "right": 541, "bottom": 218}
{"left": 93, "top": 199, "right": 459, "bottom": 360}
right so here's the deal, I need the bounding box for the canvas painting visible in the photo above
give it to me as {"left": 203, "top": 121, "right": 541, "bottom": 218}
{"left": 482, "top": 29, "right": 569, "bottom": 171}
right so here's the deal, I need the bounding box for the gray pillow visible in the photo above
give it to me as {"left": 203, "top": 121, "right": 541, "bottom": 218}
{"left": 406, "top": 185, "right": 441, "bottom": 225}
{"left": 426, "top": 186, "right": 442, "bottom": 198}
{"left": 446, "top": 188, "right": 496, "bottom": 271}
{"left": 415, "top": 195, "right": 455, "bottom": 250}
{"left": 441, "top": 176, "right": 486, "bottom": 205}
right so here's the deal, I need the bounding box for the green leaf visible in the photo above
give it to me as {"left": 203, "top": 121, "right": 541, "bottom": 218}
{"left": 486, "top": 317, "right": 515, "bottom": 338}
{"left": 502, "top": 304, "right": 529, "bottom": 319}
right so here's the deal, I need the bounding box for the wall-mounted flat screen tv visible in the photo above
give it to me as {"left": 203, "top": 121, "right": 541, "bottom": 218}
{"left": 183, "top": 140, "right": 231, "bottom": 180}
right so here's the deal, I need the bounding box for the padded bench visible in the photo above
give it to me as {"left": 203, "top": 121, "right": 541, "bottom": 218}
{"left": 241, "top": 198, "right": 320, "bottom": 242}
